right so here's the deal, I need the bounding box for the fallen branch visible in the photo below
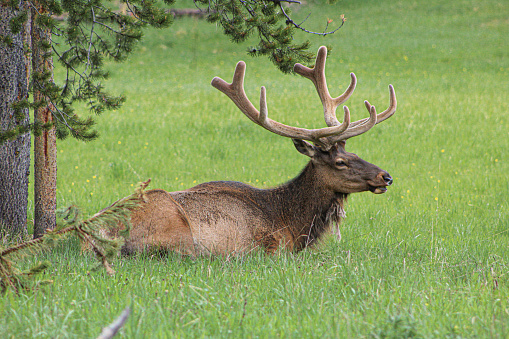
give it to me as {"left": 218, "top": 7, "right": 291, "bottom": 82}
{"left": 96, "top": 307, "right": 131, "bottom": 339}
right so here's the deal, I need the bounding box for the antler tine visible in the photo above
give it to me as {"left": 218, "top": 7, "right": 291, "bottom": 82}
{"left": 348, "top": 84, "right": 397, "bottom": 128}
{"left": 211, "top": 60, "right": 351, "bottom": 147}
{"left": 329, "top": 103, "right": 378, "bottom": 142}
{"left": 211, "top": 61, "right": 261, "bottom": 126}
{"left": 294, "top": 46, "right": 357, "bottom": 127}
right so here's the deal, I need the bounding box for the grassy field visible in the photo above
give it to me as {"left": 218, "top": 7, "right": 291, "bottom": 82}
{"left": 2, "top": 0, "right": 509, "bottom": 337}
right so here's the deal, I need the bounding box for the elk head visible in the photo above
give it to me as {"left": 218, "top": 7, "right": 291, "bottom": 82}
{"left": 211, "top": 46, "right": 397, "bottom": 196}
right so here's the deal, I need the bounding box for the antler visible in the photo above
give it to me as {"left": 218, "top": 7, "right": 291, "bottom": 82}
{"left": 293, "top": 47, "right": 357, "bottom": 128}
{"left": 293, "top": 46, "right": 397, "bottom": 143}
{"left": 211, "top": 62, "right": 351, "bottom": 148}
{"left": 211, "top": 46, "right": 397, "bottom": 148}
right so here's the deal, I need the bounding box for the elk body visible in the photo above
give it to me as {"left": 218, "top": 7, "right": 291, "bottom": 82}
{"left": 115, "top": 47, "right": 397, "bottom": 256}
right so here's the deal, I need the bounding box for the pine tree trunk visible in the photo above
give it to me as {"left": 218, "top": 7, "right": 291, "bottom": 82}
{"left": 32, "top": 3, "right": 57, "bottom": 239}
{"left": 0, "top": 3, "right": 31, "bottom": 236}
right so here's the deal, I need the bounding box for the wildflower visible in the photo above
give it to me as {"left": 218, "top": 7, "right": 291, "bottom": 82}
{"left": 118, "top": 141, "right": 121, "bottom": 144}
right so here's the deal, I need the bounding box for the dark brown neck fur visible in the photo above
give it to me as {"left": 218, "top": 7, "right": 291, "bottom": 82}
{"left": 265, "top": 161, "right": 348, "bottom": 251}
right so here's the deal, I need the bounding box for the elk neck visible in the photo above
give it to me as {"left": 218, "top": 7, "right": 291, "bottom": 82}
{"left": 266, "top": 161, "right": 348, "bottom": 250}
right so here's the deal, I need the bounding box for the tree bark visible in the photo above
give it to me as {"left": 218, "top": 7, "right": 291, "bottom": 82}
{"left": 0, "top": 3, "right": 31, "bottom": 236}
{"left": 32, "top": 3, "right": 57, "bottom": 238}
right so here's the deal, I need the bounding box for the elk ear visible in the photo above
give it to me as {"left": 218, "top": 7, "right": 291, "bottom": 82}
{"left": 292, "top": 139, "right": 316, "bottom": 157}
{"left": 336, "top": 140, "right": 347, "bottom": 150}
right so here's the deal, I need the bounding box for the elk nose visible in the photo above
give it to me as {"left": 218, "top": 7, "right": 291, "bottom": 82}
{"left": 383, "top": 173, "right": 393, "bottom": 186}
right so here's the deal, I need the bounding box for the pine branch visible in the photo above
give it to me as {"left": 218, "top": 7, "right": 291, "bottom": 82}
{"left": 0, "top": 226, "right": 74, "bottom": 258}
{"left": 76, "top": 227, "right": 115, "bottom": 276}
{"left": 278, "top": 4, "right": 345, "bottom": 36}
{"left": 1, "top": 0, "right": 343, "bottom": 144}
{"left": 198, "top": 0, "right": 343, "bottom": 72}
{"left": 0, "top": 180, "right": 150, "bottom": 294}
{"left": 0, "top": 258, "right": 19, "bottom": 294}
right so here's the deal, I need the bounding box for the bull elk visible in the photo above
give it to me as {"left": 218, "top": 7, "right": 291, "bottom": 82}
{"left": 111, "top": 46, "right": 397, "bottom": 256}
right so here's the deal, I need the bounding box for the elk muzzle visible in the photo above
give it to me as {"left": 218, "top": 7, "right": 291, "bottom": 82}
{"left": 368, "top": 172, "right": 393, "bottom": 194}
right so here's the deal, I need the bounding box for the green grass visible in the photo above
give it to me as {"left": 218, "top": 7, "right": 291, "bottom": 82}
{"left": 3, "top": 0, "right": 509, "bottom": 337}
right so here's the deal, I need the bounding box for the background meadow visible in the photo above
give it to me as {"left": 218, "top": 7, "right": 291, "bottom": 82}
{"left": 2, "top": 0, "right": 509, "bottom": 337}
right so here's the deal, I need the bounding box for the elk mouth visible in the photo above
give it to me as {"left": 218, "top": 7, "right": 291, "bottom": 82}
{"left": 367, "top": 173, "right": 392, "bottom": 194}
{"left": 368, "top": 185, "right": 388, "bottom": 194}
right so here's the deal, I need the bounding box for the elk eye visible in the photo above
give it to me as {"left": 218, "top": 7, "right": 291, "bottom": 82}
{"left": 335, "top": 160, "right": 347, "bottom": 167}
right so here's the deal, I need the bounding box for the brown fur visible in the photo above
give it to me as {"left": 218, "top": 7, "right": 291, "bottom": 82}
{"left": 98, "top": 190, "right": 196, "bottom": 256}
{"left": 123, "top": 190, "right": 195, "bottom": 255}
